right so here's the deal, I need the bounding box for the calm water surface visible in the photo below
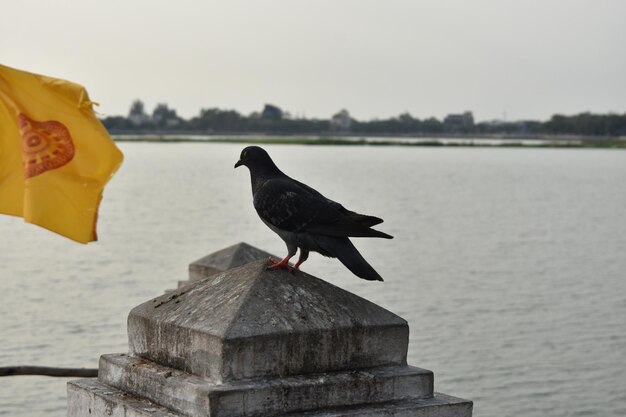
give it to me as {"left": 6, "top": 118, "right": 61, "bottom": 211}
{"left": 1, "top": 144, "right": 625, "bottom": 416}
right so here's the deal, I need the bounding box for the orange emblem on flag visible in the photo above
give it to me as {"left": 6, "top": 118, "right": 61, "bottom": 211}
{"left": 17, "top": 113, "right": 75, "bottom": 179}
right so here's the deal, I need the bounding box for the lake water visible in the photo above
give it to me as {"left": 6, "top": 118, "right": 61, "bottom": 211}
{"left": 1, "top": 143, "right": 625, "bottom": 416}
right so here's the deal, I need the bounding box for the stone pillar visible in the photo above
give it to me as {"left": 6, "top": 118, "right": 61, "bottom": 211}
{"left": 68, "top": 244, "right": 472, "bottom": 417}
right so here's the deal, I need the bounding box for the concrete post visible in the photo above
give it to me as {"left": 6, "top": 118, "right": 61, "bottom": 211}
{"left": 68, "top": 243, "right": 472, "bottom": 416}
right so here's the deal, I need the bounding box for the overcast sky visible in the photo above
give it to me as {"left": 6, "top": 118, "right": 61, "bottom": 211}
{"left": 2, "top": 0, "right": 625, "bottom": 122}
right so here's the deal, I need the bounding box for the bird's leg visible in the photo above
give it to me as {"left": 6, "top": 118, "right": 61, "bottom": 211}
{"left": 267, "top": 245, "right": 297, "bottom": 272}
{"left": 294, "top": 249, "right": 309, "bottom": 270}
{"left": 267, "top": 255, "right": 294, "bottom": 271}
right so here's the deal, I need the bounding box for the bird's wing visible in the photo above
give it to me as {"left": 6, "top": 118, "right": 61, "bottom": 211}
{"left": 254, "top": 178, "right": 391, "bottom": 238}
{"left": 291, "top": 177, "right": 384, "bottom": 227}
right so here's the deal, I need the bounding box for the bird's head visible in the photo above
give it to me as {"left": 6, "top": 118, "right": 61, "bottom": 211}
{"left": 234, "top": 146, "right": 275, "bottom": 171}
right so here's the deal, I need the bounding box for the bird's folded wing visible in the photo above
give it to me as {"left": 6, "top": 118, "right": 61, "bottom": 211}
{"left": 254, "top": 179, "right": 390, "bottom": 238}
{"left": 291, "top": 178, "right": 385, "bottom": 228}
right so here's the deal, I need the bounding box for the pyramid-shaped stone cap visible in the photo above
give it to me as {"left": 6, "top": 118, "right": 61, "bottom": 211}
{"left": 188, "top": 242, "right": 276, "bottom": 282}
{"left": 129, "top": 259, "right": 408, "bottom": 383}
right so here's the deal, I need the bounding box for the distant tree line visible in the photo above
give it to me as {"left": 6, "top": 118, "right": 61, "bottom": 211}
{"left": 100, "top": 100, "right": 626, "bottom": 137}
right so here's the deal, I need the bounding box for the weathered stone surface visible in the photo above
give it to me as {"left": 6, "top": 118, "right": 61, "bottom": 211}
{"left": 129, "top": 259, "right": 408, "bottom": 383}
{"left": 187, "top": 242, "right": 276, "bottom": 283}
{"left": 99, "top": 353, "right": 433, "bottom": 417}
{"left": 67, "top": 378, "right": 182, "bottom": 417}
{"left": 282, "top": 393, "right": 473, "bottom": 417}
{"left": 69, "top": 378, "right": 471, "bottom": 417}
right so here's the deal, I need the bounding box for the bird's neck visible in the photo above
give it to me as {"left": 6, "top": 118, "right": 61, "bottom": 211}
{"left": 251, "top": 174, "right": 265, "bottom": 194}
{"left": 249, "top": 165, "right": 283, "bottom": 194}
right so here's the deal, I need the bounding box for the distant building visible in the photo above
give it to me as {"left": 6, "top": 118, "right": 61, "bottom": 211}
{"left": 444, "top": 111, "right": 474, "bottom": 131}
{"left": 128, "top": 113, "right": 151, "bottom": 126}
{"left": 330, "top": 109, "right": 352, "bottom": 132}
{"left": 164, "top": 118, "right": 181, "bottom": 128}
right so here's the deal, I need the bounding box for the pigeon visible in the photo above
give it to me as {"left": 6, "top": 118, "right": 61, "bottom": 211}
{"left": 234, "top": 146, "right": 393, "bottom": 281}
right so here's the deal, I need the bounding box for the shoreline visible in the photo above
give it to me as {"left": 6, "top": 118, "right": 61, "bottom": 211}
{"left": 112, "top": 134, "right": 626, "bottom": 149}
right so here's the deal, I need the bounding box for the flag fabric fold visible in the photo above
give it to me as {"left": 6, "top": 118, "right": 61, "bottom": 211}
{"left": 0, "top": 64, "right": 123, "bottom": 243}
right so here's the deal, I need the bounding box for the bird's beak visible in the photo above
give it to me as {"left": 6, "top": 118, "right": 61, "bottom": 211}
{"left": 234, "top": 160, "right": 243, "bottom": 169}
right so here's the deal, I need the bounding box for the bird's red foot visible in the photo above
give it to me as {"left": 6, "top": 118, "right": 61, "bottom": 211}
{"left": 267, "top": 256, "right": 294, "bottom": 272}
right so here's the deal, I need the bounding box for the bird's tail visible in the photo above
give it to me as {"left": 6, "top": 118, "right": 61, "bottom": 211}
{"left": 316, "top": 236, "right": 384, "bottom": 281}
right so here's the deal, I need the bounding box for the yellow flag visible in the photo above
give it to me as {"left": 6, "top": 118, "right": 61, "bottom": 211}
{"left": 0, "top": 64, "right": 123, "bottom": 243}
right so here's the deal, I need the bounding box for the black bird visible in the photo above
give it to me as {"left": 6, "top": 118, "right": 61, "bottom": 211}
{"left": 234, "top": 146, "right": 393, "bottom": 281}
